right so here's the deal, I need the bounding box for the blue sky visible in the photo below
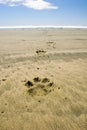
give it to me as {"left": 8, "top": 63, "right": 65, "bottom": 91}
{"left": 0, "top": 0, "right": 87, "bottom": 26}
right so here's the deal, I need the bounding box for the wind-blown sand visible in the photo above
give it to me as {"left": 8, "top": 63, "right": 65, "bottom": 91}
{"left": 0, "top": 29, "right": 87, "bottom": 130}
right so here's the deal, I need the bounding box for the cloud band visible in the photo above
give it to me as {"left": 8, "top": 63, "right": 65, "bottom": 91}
{"left": 0, "top": 0, "right": 58, "bottom": 10}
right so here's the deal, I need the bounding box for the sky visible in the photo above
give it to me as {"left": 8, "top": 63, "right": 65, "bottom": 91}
{"left": 0, "top": 0, "right": 87, "bottom": 26}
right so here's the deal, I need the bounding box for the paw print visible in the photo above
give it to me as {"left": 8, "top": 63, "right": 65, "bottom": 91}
{"left": 25, "top": 77, "right": 55, "bottom": 96}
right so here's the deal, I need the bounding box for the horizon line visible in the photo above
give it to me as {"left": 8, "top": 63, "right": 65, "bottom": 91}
{"left": 0, "top": 25, "right": 87, "bottom": 29}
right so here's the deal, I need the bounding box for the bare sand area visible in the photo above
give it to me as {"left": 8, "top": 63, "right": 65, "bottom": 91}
{"left": 0, "top": 29, "right": 87, "bottom": 130}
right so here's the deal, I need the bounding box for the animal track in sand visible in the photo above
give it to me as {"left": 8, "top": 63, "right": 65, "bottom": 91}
{"left": 46, "top": 41, "right": 56, "bottom": 49}
{"left": 25, "top": 77, "right": 55, "bottom": 96}
{"left": 36, "top": 49, "right": 46, "bottom": 56}
{"left": 2, "top": 79, "right": 6, "bottom": 81}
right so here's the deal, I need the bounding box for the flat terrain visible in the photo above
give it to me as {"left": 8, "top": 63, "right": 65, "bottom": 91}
{"left": 0, "top": 29, "right": 87, "bottom": 130}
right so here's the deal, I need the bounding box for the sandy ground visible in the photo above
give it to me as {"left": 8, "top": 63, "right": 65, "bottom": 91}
{"left": 0, "top": 29, "right": 87, "bottom": 130}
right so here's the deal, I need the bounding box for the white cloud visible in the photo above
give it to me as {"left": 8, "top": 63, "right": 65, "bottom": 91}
{"left": 0, "top": 0, "right": 58, "bottom": 10}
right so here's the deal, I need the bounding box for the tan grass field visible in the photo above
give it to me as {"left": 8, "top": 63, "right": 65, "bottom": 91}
{"left": 0, "top": 29, "right": 87, "bottom": 130}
